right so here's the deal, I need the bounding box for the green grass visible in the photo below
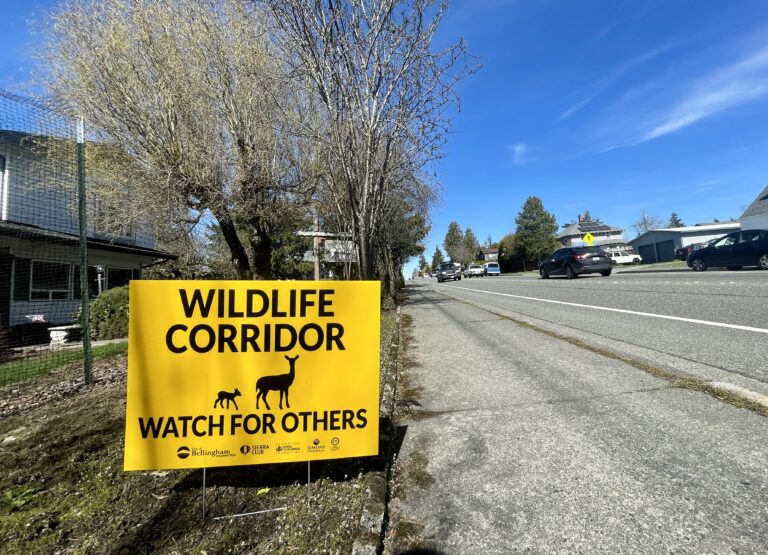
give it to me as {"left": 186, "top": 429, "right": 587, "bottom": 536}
{"left": 0, "top": 341, "right": 127, "bottom": 387}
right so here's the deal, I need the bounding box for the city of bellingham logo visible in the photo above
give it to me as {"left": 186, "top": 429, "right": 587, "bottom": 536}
{"left": 177, "top": 446, "right": 191, "bottom": 459}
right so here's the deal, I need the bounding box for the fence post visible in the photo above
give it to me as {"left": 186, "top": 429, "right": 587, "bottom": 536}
{"left": 77, "top": 117, "right": 93, "bottom": 385}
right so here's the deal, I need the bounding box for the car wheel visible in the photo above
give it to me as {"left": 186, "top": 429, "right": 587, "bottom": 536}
{"left": 600, "top": 269, "right": 612, "bottom": 277}
{"left": 632, "top": 259, "right": 640, "bottom": 265}
{"left": 726, "top": 266, "right": 742, "bottom": 271}
{"left": 758, "top": 253, "right": 768, "bottom": 270}
{"left": 690, "top": 257, "right": 707, "bottom": 272}
{"left": 539, "top": 268, "right": 549, "bottom": 279}
{"left": 565, "top": 265, "right": 577, "bottom": 279}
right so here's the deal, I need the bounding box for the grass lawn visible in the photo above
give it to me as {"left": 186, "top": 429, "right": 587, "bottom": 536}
{"left": 0, "top": 341, "right": 128, "bottom": 388}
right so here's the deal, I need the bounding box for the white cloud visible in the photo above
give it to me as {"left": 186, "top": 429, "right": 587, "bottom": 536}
{"left": 640, "top": 47, "right": 768, "bottom": 141}
{"left": 507, "top": 143, "right": 530, "bottom": 164}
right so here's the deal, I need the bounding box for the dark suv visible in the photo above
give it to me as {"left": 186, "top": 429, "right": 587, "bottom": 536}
{"left": 687, "top": 229, "right": 768, "bottom": 271}
{"left": 539, "top": 247, "right": 613, "bottom": 279}
{"left": 436, "top": 262, "right": 462, "bottom": 282}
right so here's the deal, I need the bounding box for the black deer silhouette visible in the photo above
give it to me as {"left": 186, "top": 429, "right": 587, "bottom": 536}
{"left": 214, "top": 388, "right": 241, "bottom": 410}
{"left": 256, "top": 355, "right": 299, "bottom": 410}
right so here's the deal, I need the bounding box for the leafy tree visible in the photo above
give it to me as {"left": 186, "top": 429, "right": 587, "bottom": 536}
{"left": 632, "top": 211, "right": 664, "bottom": 235}
{"left": 462, "top": 227, "right": 480, "bottom": 265}
{"left": 418, "top": 254, "right": 428, "bottom": 271}
{"left": 443, "top": 221, "right": 465, "bottom": 262}
{"left": 44, "top": 0, "right": 310, "bottom": 279}
{"left": 513, "top": 197, "right": 559, "bottom": 269}
{"left": 668, "top": 212, "right": 685, "bottom": 228}
{"left": 423, "top": 263, "right": 431, "bottom": 275}
{"left": 484, "top": 234, "right": 494, "bottom": 248}
{"left": 432, "top": 246, "right": 445, "bottom": 269}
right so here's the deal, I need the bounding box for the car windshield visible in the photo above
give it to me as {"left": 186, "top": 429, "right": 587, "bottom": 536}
{"left": 469, "top": 265, "right": 481, "bottom": 269}
{"left": 486, "top": 263, "right": 499, "bottom": 268}
{"left": 439, "top": 264, "right": 454, "bottom": 270}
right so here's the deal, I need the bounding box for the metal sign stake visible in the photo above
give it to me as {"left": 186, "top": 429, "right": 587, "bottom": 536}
{"left": 201, "top": 466, "right": 287, "bottom": 521}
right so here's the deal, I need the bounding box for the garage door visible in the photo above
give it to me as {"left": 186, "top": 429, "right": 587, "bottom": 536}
{"left": 655, "top": 240, "right": 675, "bottom": 262}
{"left": 638, "top": 244, "right": 656, "bottom": 264}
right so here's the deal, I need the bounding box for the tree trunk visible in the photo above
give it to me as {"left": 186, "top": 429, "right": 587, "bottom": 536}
{"left": 249, "top": 226, "right": 273, "bottom": 280}
{"left": 215, "top": 211, "right": 253, "bottom": 280}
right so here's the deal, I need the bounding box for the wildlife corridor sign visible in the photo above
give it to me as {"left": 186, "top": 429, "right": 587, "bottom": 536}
{"left": 123, "top": 281, "right": 380, "bottom": 471}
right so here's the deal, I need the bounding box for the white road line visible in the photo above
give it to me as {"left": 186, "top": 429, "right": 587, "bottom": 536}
{"left": 450, "top": 286, "right": 768, "bottom": 335}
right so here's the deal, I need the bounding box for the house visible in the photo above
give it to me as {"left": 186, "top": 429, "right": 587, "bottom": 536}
{"left": 628, "top": 222, "right": 740, "bottom": 264}
{"left": 0, "top": 128, "right": 174, "bottom": 335}
{"left": 740, "top": 185, "right": 768, "bottom": 230}
{"left": 479, "top": 248, "right": 498, "bottom": 262}
{"left": 558, "top": 214, "right": 624, "bottom": 247}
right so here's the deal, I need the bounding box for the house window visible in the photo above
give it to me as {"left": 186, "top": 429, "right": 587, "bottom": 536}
{"left": 13, "top": 258, "right": 31, "bottom": 301}
{"left": 107, "top": 267, "right": 133, "bottom": 289}
{"left": 30, "top": 260, "right": 70, "bottom": 300}
{"left": 73, "top": 265, "right": 101, "bottom": 299}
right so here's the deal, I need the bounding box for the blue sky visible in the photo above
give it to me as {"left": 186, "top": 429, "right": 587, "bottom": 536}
{"left": 3, "top": 1, "right": 768, "bottom": 276}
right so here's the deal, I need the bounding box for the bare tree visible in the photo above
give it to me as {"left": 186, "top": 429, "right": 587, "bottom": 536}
{"left": 632, "top": 211, "right": 664, "bottom": 235}
{"left": 41, "top": 0, "right": 313, "bottom": 279}
{"left": 266, "top": 0, "right": 472, "bottom": 280}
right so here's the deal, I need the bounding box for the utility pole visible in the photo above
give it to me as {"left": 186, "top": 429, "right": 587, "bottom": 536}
{"left": 313, "top": 214, "right": 321, "bottom": 280}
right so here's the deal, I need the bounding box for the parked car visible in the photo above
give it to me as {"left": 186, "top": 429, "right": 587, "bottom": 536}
{"left": 463, "top": 264, "right": 485, "bottom": 278}
{"left": 483, "top": 262, "right": 501, "bottom": 276}
{"left": 436, "top": 262, "right": 462, "bottom": 282}
{"left": 674, "top": 242, "right": 708, "bottom": 261}
{"left": 604, "top": 249, "right": 641, "bottom": 265}
{"left": 687, "top": 229, "right": 768, "bottom": 271}
{"left": 539, "top": 247, "right": 613, "bottom": 279}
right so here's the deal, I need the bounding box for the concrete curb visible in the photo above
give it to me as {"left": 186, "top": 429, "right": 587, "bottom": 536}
{"left": 709, "top": 382, "right": 768, "bottom": 410}
{"left": 351, "top": 307, "right": 402, "bottom": 555}
{"left": 614, "top": 268, "right": 690, "bottom": 274}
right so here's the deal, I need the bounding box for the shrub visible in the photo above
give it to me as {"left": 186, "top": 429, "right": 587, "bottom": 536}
{"left": 89, "top": 286, "right": 129, "bottom": 340}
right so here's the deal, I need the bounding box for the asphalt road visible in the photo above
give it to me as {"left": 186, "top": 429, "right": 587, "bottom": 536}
{"left": 384, "top": 283, "right": 768, "bottom": 554}
{"left": 424, "top": 270, "right": 768, "bottom": 395}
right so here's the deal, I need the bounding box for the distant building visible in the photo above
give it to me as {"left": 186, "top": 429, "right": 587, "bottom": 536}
{"left": 740, "top": 185, "right": 768, "bottom": 230}
{"left": 557, "top": 214, "right": 624, "bottom": 247}
{"left": 628, "top": 222, "right": 740, "bottom": 263}
{"left": 479, "top": 248, "right": 498, "bottom": 262}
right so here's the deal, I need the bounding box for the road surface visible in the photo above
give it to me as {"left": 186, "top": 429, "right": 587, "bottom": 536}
{"left": 383, "top": 275, "right": 768, "bottom": 553}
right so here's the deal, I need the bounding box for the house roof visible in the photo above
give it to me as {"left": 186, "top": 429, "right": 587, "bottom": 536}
{"left": 0, "top": 221, "right": 177, "bottom": 260}
{"left": 628, "top": 222, "right": 740, "bottom": 245}
{"left": 558, "top": 221, "right": 623, "bottom": 239}
{"left": 740, "top": 185, "right": 768, "bottom": 219}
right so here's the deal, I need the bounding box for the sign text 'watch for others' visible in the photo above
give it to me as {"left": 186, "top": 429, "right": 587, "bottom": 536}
{"left": 124, "top": 281, "right": 380, "bottom": 471}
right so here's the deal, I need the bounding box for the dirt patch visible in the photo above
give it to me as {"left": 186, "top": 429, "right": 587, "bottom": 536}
{"left": 0, "top": 310, "right": 402, "bottom": 554}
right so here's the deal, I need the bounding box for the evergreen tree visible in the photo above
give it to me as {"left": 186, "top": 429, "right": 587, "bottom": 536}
{"left": 513, "top": 196, "right": 559, "bottom": 269}
{"left": 463, "top": 227, "right": 480, "bottom": 265}
{"left": 667, "top": 212, "right": 685, "bottom": 228}
{"left": 418, "top": 254, "right": 428, "bottom": 270}
{"left": 443, "top": 221, "right": 464, "bottom": 262}
{"left": 432, "top": 246, "right": 445, "bottom": 269}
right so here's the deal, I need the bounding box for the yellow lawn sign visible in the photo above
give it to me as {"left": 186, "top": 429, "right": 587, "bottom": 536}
{"left": 123, "top": 281, "right": 380, "bottom": 471}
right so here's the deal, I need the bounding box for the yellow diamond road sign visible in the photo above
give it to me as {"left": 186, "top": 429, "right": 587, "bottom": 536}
{"left": 582, "top": 232, "right": 595, "bottom": 245}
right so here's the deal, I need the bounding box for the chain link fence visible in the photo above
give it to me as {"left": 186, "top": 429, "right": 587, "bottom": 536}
{"left": 0, "top": 91, "right": 92, "bottom": 393}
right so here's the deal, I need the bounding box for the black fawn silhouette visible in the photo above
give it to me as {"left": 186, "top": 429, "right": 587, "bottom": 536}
{"left": 214, "top": 388, "right": 241, "bottom": 410}
{"left": 256, "top": 355, "right": 299, "bottom": 410}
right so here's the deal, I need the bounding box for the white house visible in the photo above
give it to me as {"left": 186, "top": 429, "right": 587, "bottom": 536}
{"left": 558, "top": 216, "right": 624, "bottom": 247}
{"left": 0, "top": 129, "right": 174, "bottom": 333}
{"left": 740, "top": 185, "right": 768, "bottom": 230}
{"left": 628, "top": 222, "right": 740, "bottom": 263}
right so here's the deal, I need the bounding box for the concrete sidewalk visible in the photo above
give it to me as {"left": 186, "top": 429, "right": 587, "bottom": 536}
{"left": 383, "top": 286, "right": 768, "bottom": 554}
